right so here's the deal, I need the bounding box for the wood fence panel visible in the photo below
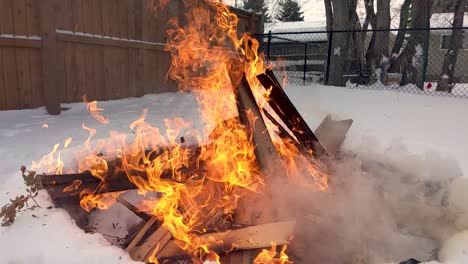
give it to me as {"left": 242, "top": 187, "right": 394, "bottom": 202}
{"left": 0, "top": 0, "right": 261, "bottom": 111}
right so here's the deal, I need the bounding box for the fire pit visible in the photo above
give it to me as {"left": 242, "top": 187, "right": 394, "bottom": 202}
{"left": 29, "top": 1, "right": 352, "bottom": 263}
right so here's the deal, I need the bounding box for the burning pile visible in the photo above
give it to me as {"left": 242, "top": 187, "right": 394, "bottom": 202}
{"left": 31, "top": 1, "right": 351, "bottom": 263}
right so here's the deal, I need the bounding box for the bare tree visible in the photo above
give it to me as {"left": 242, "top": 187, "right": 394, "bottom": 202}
{"left": 391, "top": 0, "right": 412, "bottom": 56}
{"left": 436, "top": 0, "right": 467, "bottom": 92}
{"left": 327, "top": 0, "right": 359, "bottom": 86}
{"left": 324, "top": 0, "right": 333, "bottom": 31}
{"left": 374, "top": 0, "right": 391, "bottom": 80}
{"left": 388, "top": 0, "right": 432, "bottom": 89}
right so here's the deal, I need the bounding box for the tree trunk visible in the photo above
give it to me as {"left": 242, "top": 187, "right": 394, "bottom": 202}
{"left": 324, "top": 0, "right": 333, "bottom": 32}
{"left": 436, "top": 0, "right": 467, "bottom": 92}
{"left": 363, "top": 0, "right": 378, "bottom": 82}
{"left": 410, "top": 0, "right": 432, "bottom": 89}
{"left": 374, "top": 0, "right": 391, "bottom": 81}
{"left": 328, "top": 0, "right": 358, "bottom": 86}
{"left": 391, "top": 0, "right": 412, "bottom": 57}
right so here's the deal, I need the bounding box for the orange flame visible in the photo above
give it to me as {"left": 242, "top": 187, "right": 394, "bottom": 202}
{"left": 82, "top": 95, "right": 109, "bottom": 125}
{"left": 254, "top": 244, "right": 293, "bottom": 264}
{"left": 32, "top": 1, "right": 328, "bottom": 262}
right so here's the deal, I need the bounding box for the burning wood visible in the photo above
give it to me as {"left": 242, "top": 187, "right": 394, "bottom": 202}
{"left": 27, "top": 0, "right": 350, "bottom": 263}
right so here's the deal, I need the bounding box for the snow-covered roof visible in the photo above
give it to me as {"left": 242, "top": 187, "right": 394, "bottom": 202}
{"left": 264, "top": 21, "right": 327, "bottom": 43}
{"left": 431, "top": 13, "right": 468, "bottom": 29}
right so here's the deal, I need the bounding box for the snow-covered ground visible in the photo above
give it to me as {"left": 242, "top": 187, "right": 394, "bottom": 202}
{"left": 1, "top": 84, "right": 468, "bottom": 263}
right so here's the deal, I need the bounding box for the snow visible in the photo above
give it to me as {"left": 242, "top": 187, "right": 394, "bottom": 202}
{"left": 55, "top": 29, "right": 166, "bottom": 47}
{"left": 263, "top": 22, "right": 327, "bottom": 43}
{"left": 0, "top": 34, "right": 41, "bottom": 40}
{"left": 333, "top": 47, "right": 341, "bottom": 56}
{"left": 1, "top": 84, "right": 468, "bottom": 263}
{"left": 431, "top": 13, "right": 468, "bottom": 29}
{"left": 0, "top": 93, "right": 200, "bottom": 264}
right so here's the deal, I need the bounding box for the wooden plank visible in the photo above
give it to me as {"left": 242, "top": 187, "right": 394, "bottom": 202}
{"left": 93, "top": 0, "right": 105, "bottom": 101}
{"left": 2, "top": 47, "right": 18, "bottom": 109}
{"left": 101, "top": 0, "right": 112, "bottom": 101}
{"left": 131, "top": 226, "right": 172, "bottom": 261}
{"left": 157, "top": 221, "right": 296, "bottom": 259}
{"left": 126, "top": 216, "right": 159, "bottom": 253}
{"left": 110, "top": 0, "right": 120, "bottom": 37}
{"left": 55, "top": 41, "right": 67, "bottom": 103}
{"left": 0, "top": 36, "right": 41, "bottom": 48}
{"left": 38, "top": 0, "right": 60, "bottom": 114}
{"left": 0, "top": 0, "right": 18, "bottom": 109}
{"left": 257, "top": 70, "right": 321, "bottom": 154}
{"left": 25, "top": 0, "right": 40, "bottom": 36}
{"left": 101, "top": 0, "right": 112, "bottom": 36}
{"left": 82, "top": 0, "right": 92, "bottom": 34}
{"left": 13, "top": 0, "right": 32, "bottom": 109}
{"left": 127, "top": 0, "right": 136, "bottom": 40}
{"left": 64, "top": 42, "right": 76, "bottom": 102}
{"left": 28, "top": 49, "right": 42, "bottom": 108}
{"left": 56, "top": 0, "right": 73, "bottom": 30}
{"left": 120, "top": 47, "right": 130, "bottom": 99}
{"left": 0, "top": 0, "right": 15, "bottom": 34}
{"left": 119, "top": 0, "right": 128, "bottom": 39}
{"left": 74, "top": 43, "right": 87, "bottom": 101}
{"left": 26, "top": 0, "right": 42, "bottom": 108}
{"left": 83, "top": 44, "right": 97, "bottom": 100}
{"left": 71, "top": 0, "right": 83, "bottom": 32}
{"left": 0, "top": 49, "right": 5, "bottom": 109}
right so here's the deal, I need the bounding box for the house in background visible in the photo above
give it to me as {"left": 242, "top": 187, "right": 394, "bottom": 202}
{"left": 263, "top": 21, "right": 328, "bottom": 81}
{"left": 426, "top": 13, "right": 468, "bottom": 83}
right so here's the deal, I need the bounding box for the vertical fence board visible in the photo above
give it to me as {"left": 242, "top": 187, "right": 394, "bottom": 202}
{"left": 56, "top": 41, "right": 67, "bottom": 103}
{"left": 0, "top": 0, "right": 15, "bottom": 34}
{"left": 127, "top": 0, "right": 136, "bottom": 40}
{"left": 64, "top": 42, "right": 76, "bottom": 103}
{"left": 72, "top": 0, "right": 83, "bottom": 32}
{"left": 13, "top": 0, "right": 32, "bottom": 109}
{"left": 26, "top": 0, "right": 42, "bottom": 107}
{"left": 83, "top": 0, "right": 95, "bottom": 100}
{"left": 0, "top": 0, "right": 18, "bottom": 110}
{"left": 101, "top": 0, "right": 112, "bottom": 100}
{"left": 28, "top": 49, "right": 42, "bottom": 108}
{"left": 56, "top": 0, "right": 73, "bottom": 30}
{"left": 2, "top": 47, "right": 18, "bottom": 110}
{"left": 119, "top": 0, "right": 128, "bottom": 39}
{"left": 0, "top": 49, "right": 5, "bottom": 109}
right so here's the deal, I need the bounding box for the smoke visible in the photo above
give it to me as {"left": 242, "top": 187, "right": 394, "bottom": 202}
{"left": 268, "top": 140, "right": 467, "bottom": 263}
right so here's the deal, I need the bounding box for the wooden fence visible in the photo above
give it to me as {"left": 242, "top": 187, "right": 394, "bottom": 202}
{"left": 0, "top": 0, "right": 263, "bottom": 114}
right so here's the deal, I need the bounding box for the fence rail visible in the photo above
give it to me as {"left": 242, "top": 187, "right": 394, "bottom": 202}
{"left": 0, "top": 0, "right": 262, "bottom": 113}
{"left": 256, "top": 27, "right": 468, "bottom": 98}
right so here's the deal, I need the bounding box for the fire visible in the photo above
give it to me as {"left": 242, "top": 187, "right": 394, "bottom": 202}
{"left": 32, "top": 0, "right": 328, "bottom": 262}
{"left": 82, "top": 95, "right": 109, "bottom": 125}
{"left": 254, "top": 244, "right": 293, "bottom": 264}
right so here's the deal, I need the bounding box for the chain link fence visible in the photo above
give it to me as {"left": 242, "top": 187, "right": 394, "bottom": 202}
{"left": 255, "top": 27, "right": 468, "bottom": 98}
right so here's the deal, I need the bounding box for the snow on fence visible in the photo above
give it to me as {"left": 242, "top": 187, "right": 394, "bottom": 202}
{"left": 0, "top": 0, "right": 262, "bottom": 114}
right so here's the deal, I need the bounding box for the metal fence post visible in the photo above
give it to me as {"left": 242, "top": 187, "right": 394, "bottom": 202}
{"left": 303, "top": 43, "right": 308, "bottom": 84}
{"left": 325, "top": 31, "right": 333, "bottom": 85}
{"left": 267, "top": 30, "right": 272, "bottom": 59}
